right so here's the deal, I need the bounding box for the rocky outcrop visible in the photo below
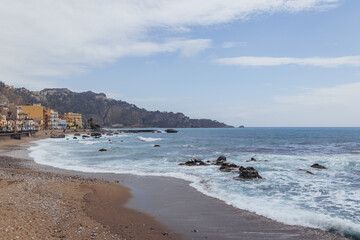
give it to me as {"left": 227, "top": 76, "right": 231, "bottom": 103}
{"left": 219, "top": 163, "right": 239, "bottom": 172}
{"left": 311, "top": 163, "right": 327, "bottom": 169}
{"left": 50, "top": 134, "right": 65, "bottom": 138}
{"left": 179, "top": 159, "right": 208, "bottom": 166}
{"left": 215, "top": 156, "right": 227, "bottom": 165}
{"left": 235, "top": 166, "right": 262, "bottom": 180}
{"left": 165, "top": 129, "right": 178, "bottom": 133}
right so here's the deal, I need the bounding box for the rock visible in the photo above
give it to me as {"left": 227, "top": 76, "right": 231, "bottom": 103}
{"left": 235, "top": 166, "right": 262, "bottom": 180}
{"left": 299, "top": 169, "right": 314, "bottom": 175}
{"left": 165, "top": 129, "right": 178, "bottom": 133}
{"left": 216, "top": 156, "right": 227, "bottom": 165}
{"left": 98, "top": 148, "right": 107, "bottom": 152}
{"left": 154, "top": 145, "right": 160, "bottom": 147}
{"left": 91, "top": 133, "right": 102, "bottom": 138}
{"left": 82, "top": 135, "right": 90, "bottom": 138}
{"left": 246, "top": 157, "right": 269, "bottom": 162}
{"left": 219, "top": 162, "right": 239, "bottom": 172}
{"left": 73, "top": 137, "right": 77, "bottom": 139}
{"left": 50, "top": 134, "right": 65, "bottom": 138}
{"left": 311, "top": 163, "right": 327, "bottom": 169}
{"left": 179, "top": 159, "right": 207, "bottom": 166}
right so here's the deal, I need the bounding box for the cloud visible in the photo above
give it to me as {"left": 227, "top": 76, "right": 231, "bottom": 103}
{"left": 215, "top": 56, "right": 360, "bottom": 67}
{"left": 263, "top": 82, "right": 360, "bottom": 126}
{"left": 0, "top": 0, "right": 340, "bottom": 87}
{"left": 221, "top": 41, "right": 247, "bottom": 48}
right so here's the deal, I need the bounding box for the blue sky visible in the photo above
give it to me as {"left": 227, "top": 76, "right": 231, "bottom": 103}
{"left": 1, "top": 0, "right": 359, "bottom": 127}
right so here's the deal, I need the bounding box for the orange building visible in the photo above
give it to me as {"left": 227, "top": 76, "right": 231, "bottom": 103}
{"left": 21, "top": 105, "right": 44, "bottom": 130}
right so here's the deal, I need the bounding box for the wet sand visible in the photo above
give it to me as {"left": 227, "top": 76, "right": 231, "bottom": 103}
{"left": 0, "top": 135, "right": 349, "bottom": 240}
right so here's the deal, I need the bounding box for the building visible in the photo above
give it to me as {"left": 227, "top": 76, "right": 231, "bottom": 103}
{"left": 62, "top": 112, "right": 82, "bottom": 129}
{"left": 21, "top": 104, "right": 44, "bottom": 130}
{"left": 44, "top": 109, "right": 59, "bottom": 130}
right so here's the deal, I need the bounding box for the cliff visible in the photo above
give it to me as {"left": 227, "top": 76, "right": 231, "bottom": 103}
{"left": 0, "top": 82, "right": 232, "bottom": 128}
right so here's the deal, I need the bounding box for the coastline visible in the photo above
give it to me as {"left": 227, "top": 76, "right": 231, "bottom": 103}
{"left": 0, "top": 134, "right": 349, "bottom": 240}
{"left": 0, "top": 133, "right": 180, "bottom": 240}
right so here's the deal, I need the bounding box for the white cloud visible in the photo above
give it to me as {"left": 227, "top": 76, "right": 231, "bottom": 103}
{"left": 0, "top": 0, "right": 340, "bottom": 87}
{"left": 215, "top": 56, "right": 360, "bottom": 67}
{"left": 221, "top": 41, "right": 248, "bottom": 48}
{"left": 264, "top": 82, "right": 360, "bottom": 126}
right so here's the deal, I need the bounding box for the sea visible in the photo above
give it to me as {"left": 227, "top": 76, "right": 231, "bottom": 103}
{"left": 29, "top": 128, "right": 360, "bottom": 238}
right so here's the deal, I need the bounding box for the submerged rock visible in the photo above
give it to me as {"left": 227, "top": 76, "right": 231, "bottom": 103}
{"left": 98, "top": 148, "right": 107, "bottom": 152}
{"left": 311, "top": 163, "right": 327, "bottom": 169}
{"left": 246, "top": 157, "right": 269, "bottom": 162}
{"left": 299, "top": 169, "right": 314, "bottom": 175}
{"left": 154, "top": 145, "right": 160, "bottom": 147}
{"left": 179, "top": 159, "right": 207, "bottom": 166}
{"left": 235, "top": 166, "right": 262, "bottom": 180}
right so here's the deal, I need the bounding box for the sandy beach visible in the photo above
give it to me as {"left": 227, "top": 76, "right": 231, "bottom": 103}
{"left": 0, "top": 132, "right": 179, "bottom": 240}
{"left": 0, "top": 132, "right": 350, "bottom": 240}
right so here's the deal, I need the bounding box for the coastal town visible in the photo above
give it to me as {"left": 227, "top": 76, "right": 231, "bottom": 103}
{"left": 0, "top": 102, "right": 82, "bottom": 132}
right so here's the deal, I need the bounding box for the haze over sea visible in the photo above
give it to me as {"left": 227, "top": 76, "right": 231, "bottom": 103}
{"left": 30, "top": 128, "right": 360, "bottom": 238}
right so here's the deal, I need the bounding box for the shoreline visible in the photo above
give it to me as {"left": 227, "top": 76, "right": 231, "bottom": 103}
{"left": 0, "top": 134, "right": 350, "bottom": 240}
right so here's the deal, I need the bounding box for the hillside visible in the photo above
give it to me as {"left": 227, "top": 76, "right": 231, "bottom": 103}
{"left": 0, "top": 82, "right": 232, "bottom": 128}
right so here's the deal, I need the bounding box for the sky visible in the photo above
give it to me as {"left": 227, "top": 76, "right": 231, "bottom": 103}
{"left": 0, "top": 0, "right": 359, "bottom": 127}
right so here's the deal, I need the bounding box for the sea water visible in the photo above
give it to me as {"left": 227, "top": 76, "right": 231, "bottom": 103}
{"left": 29, "top": 128, "right": 360, "bottom": 238}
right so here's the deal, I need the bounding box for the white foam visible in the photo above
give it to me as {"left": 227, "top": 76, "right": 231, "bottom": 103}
{"left": 137, "top": 136, "right": 162, "bottom": 142}
{"left": 27, "top": 138, "right": 360, "bottom": 238}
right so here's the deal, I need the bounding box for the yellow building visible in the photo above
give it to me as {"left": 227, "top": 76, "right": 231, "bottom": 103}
{"left": 62, "top": 112, "right": 82, "bottom": 129}
{"left": 21, "top": 105, "right": 44, "bottom": 130}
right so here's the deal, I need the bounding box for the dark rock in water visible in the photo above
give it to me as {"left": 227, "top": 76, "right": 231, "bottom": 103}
{"left": 91, "top": 132, "right": 102, "bottom": 137}
{"left": 299, "top": 169, "right": 314, "bottom": 175}
{"left": 311, "top": 163, "right": 327, "bottom": 169}
{"left": 51, "top": 134, "right": 65, "bottom": 138}
{"left": 246, "top": 157, "right": 269, "bottom": 162}
{"left": 74, "top": 133, "right": 81, "bottom": 136}
{"left": 235, "top": 166, "right": 262, "bottom": 180}
{"left": 82, "top": 135, "right": 90, "bottom": 138}
{"left": 154, "top": 145, "right": 160, "bottom": 147}
{"left": 179, "top": 159, "right": 207, "bottom": 166}
{"left": 98, "top": 148, "right": 107, "bottom": 152}
{"left": 73, "top": 137, "right": 77, "bottom": 139}
{"left": 219, "top": 162, "right": 239, "bottom": 172}
{"left": 165, "top": 129, "right": 178, "bottom": 133}
{"left": 106, "top": 133, "right": 113, "bottom": 136}
{"left": 216, "top": 156, "right": 227, "bottom": 165}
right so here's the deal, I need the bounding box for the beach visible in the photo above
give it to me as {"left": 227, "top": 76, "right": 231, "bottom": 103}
{"left": 0, "top": 132, "right": 351, "bottom": 240}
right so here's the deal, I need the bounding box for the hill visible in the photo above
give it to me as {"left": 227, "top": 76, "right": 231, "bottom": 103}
{"left": 0, "top": 82, "right": 232, "bottom": 128}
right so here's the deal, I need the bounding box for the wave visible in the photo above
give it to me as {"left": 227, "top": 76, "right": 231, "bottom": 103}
{"left": 27, "top": 137, "right": 360, "bottom": 239}
{"left": 137, "top": 136, "right": 162, "bottom": 142}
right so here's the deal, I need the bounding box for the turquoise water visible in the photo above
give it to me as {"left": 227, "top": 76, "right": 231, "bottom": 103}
{"left": 29, "top": 128, "right": 360, "bottom": 238}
